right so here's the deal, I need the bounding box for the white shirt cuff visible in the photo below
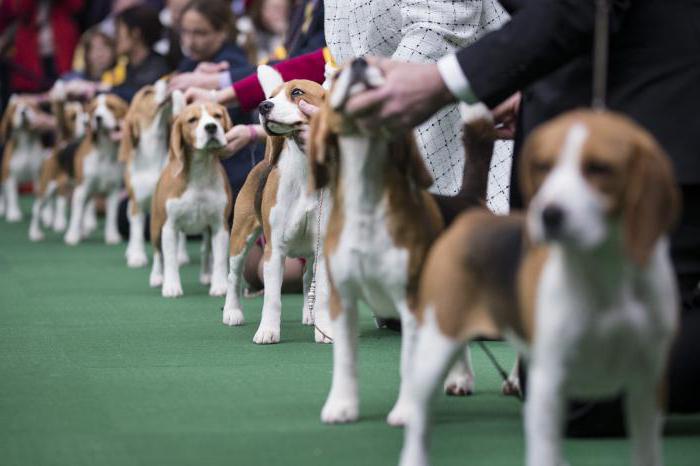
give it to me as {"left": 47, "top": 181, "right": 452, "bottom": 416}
{"left": 218, "top": 71, "right": 232, "bottom": 89}
{"left": 437, "top": 54, "right": 479, "bottom": 104}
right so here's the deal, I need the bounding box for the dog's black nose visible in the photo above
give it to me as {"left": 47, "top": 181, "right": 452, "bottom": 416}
{"left": 258, "top": 101, "right": 273, "bottom": 116}
{"left": 94, "top": 115, "right": 103, "bottom": 126}
{"left": 352, "top": 57, "right": 368, "bottom": 72}
{"left": 542, "top": 204, "right": 565, "bottom": 236}
{"left": 204, "top": 122, "right": 218, "bottom": 134}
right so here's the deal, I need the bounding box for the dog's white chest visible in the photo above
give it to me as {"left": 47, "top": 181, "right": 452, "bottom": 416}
{"left": 83, "top": 145, "right": 122, "bottom": 191}
{"left": 166, "top": 167, "right": 227, "bottom": 234}
{"left": 129, "top": 122, "right": 168, "bottom": 208}
{"left": 329, "top": 199, "right": 409, "bottom": 318}
{"left": 8, "top": 135, "right": 44, "bottom": 181}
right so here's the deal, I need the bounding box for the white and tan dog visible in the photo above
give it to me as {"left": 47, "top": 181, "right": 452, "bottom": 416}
{"left": 149, "top": 102, "right": 233, "bottom": 298}
{"left": 400, "top": 110, "right": 680, "bottom": 466}
{"left": 222, "top": 65, "right": 332, "bottom": 344}
{"left": 308, "top": 58, "right": 446, "bottom": 425}
{"left": 119, "top": 80, "right": 189, "bottom": 268}
{"left": 0, "top": 96, "right": 49, "bottom": 222}
{"left": 28, "top": 83, "right": 89, "bottom": 241}
{"left": 63, "top": 93, "right": 128, "bottom": 245}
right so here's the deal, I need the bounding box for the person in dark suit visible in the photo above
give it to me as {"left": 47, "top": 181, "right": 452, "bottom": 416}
{"left": 345, "top": 0, "right": 700, "bottom": 426}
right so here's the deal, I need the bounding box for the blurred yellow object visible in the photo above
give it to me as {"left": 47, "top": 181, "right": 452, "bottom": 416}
{"left": 101, "top": 56, "right": 128, "bottom": 86}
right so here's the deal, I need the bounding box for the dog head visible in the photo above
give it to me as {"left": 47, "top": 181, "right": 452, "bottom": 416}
{"left": 169, "top": 102, "right": 232, "bottom": 174}
{"left": 256, "top": 65, "right": 325, "bottom": 136}
{"left": 521, "top": 110, "right": 679, "bottom": 265}
{"left": 0, "top": 95, "right": 41, "bottom": 143}
{"left": 86, "top": 94, "right": 128, "bottom": 140}
{"left": 63, "top": 102, "right": 89, "bottom": 139}
{"left": 118, "top": 79, "right": 172, "bottom": 162}
{"left": 308, "top": 57, "right": 433, "bottom": 191}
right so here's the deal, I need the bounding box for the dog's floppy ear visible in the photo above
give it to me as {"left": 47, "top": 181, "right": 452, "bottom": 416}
{"left": 0, "top": 98, "right": 16, "bottom": 143}
{"left": 169, "top": 115, "right": 187, "bottom": 175}
{"left": 623, "top": 131, "right": 680, "bottom": 266}
{"left": 264, "top": 135, "right": 285, "bottom": 166}
{"left": 118, "top": 113, "right": 140, "bottom": 163}
{"left": 308, "top": 108, "right": 338, "bottom": 190}
{"left": 221, "top": 108, "right": 233, "bottom": 133}
{"left": 391, "top": 133, "right": 433, "bottom": 190}
{"left": 258, "top": 65, "right": 284, "bottom": 99}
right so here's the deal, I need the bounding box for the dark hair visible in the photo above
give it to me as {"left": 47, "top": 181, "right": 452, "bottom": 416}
{"left": 181, "top": 0, "right": 237, "bottom": 41}
{"left": 116, "top": 5, "right": 163, "bottom": 48}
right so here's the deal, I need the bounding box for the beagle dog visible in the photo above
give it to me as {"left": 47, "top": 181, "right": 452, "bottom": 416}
{"left": 400, "top": 110, "right": 680, "bottom": 466}
{"left": 222, "top": 65, "right": 332, "bottom": 344}
{"left": 0, "top": 96, "right": 50, "bottom": 222}
{"left": 119, "top": 80, "right": 189, "bottom": 268}
{"left": 308, "top": 58, "right": 446, "bottom": 425}
{"left": 149, "top": 102, "right": 233, "bottom": 298}
{"left": 28, "top": 82, "right": 89, "bottom": 241}
{"left": 63, "top": 93, "right": 128, "bottom": 245}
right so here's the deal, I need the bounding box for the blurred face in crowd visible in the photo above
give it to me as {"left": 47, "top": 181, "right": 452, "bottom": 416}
{"left": 179, "top": 9, "right": 227, "bottom": 62}
{"left": 262, "top": 0, "right": 289, "bottom": 35}
{"left": 87, "top": 34, "right": 115, "bottom": 78}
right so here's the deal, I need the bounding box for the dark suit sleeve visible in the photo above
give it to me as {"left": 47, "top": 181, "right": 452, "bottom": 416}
{"left": 455, "top": 0, "right": 629, "bottom": 107}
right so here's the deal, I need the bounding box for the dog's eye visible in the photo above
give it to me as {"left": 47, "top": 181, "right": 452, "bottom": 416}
{"left": 213, "top": 113, "right": 223, "bottom": 120}
{"left": 584, "top": 160, "right": 613, "bottom": 177}
{"left": 291, "top": 88, "right": 304, "bottom": 98}
{"left": 187, "top": 116, "right": 197, "bottom": 124}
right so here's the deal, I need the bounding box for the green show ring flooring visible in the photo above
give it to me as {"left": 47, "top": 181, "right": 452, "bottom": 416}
{"left": 1, "top": 198, "right": 699, "bottom": 466}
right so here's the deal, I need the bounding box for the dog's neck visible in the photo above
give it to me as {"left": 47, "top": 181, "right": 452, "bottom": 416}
{"left": 337, "top": 134, "right": 388, "bottom": 213}
{"left": 91, "top": 131, "right": 120, "bottom": 159}
{"left": 550, "top": 223, "right": 633, "bottom": 306}
{"left": 12, "top": 127, "right": 41, "bottom": 148}
{"left": 186, "top": 148, "right": 220, "bottom": 185}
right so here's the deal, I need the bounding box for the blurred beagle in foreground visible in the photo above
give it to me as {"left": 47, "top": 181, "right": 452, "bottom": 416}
{"left": 120, "top": 80, "right": 189, "bottom": 268}
{"left": 63, "top": 93, "right": 128, "bottom": 245}
{"left": 400, "top": 110, "right": 680, "bottom": 466}
{"left": 0, "top": 96, "right": 49, "bottom": 223}
{"left": 222, "top": 65, "right": 332, "bottom": 344}
{"left": 149, "top": 102, "right": 233, "bottom": 298}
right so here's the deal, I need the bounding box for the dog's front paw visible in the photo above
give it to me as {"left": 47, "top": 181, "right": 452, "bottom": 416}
{"left": 64, "top": 229, "right": 81, "bottom": 245}
{"left": 253, "top": 326, "right": 280, "bottom": 344}
{"left": 222, "top": 307, "right": 245, "bottom": 326}
{"left": 501, "top": 377, "right": 521, "bottom": 398}
{"left": 321, "top": 394, "right": 359, "bottom": 424}
{"left": 29, "top": 227, "right": 44, "bottom": 242}
{"left": 208, "top": 281, "right": 228, "bottom": 297}
{"left": 6, "top": 209, "right": 22, "bottom": 222}
{"left": 387, "top": 400, "right": 412, "bottom": 427}
{"left": 162, "top": 281, "right": 183, "bottom": 298}
{"left": 444, "top": 373, "right": 475, "bottom": 397}
{"left": 105, "top": 231, "right": 122, "bottom": 245}
{"left": 127, "top": 250, "right": 148, "bottom": 268}
{"left": 314, "top": 326, "right": 333, "bottom": 344}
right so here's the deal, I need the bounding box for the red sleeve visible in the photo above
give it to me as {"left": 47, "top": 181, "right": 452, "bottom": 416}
{"left": 233, "top": 48, "right": 327, "bottom": 112}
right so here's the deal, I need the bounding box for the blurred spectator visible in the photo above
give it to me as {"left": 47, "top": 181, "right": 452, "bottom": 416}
{"left": 66, "top": 5, "right": 171, "bottom": 102}
{"left": 155, "top": 0, "right": 190, "bottom": 68}
{"left": 0, "top": 0, "right": 84, "bottom": 95}
{"left": 64, "top": 29, "right": 117, "bottom": 82}
{"left": 247, "top": 0, "right": 291, "bottom": 62}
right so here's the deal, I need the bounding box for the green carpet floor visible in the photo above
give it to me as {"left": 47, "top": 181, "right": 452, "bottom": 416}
{"left": 1, "top": 199, "right": 699, "bottom": 466}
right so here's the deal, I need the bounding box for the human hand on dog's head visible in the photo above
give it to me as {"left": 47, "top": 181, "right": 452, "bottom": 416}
{"left": 344, "top": 56, "right": 455, "bottom": 132}
{"left": 297, "top": 100, "right": 319, "bottom": 151}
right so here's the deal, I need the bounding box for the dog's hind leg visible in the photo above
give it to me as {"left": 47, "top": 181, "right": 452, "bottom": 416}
{"left": 29, "top": 180, "right": 56, "bottom": 241}
{"left": 443, "top": 345, "right": 476, "bottom": 396}
{"left": 104, "top": 189, "right": 122, "bottom": 244}
{"left": 177, "top": 232, "right": 190, "bottom": 265}
{"left": 65, "top": 183, "right": 89, "bottom": 244}
{"left": 82, "top": 198, "right": 97, "bottom": 238}
{"left": 626, "top": 378, "right": 664, "bottom": 466}
{"left": 126, "top": 200, "right": 148, "bottom": 267}
{"left": 52, "top": 192, "right": 68, "bottom": 232}
{"left": 199, "top": 229, "right": 212, "bottom": 285}
{"left": 4, "top": 176, "right": 22, "bottom": 222}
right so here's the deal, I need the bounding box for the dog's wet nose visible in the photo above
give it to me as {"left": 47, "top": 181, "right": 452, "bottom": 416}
{"left": 542, "top": 204, "right": 565, "bottom": 237}
{"left": 205, "top": 122, "right": 218, "bottom": 134}
{"left": 95, "top": 115, "right": 103, "bottom": 126}
{"left": 258, "top": 101, "right": 273, "bottom": 116}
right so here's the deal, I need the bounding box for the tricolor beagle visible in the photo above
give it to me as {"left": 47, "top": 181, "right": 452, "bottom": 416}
{"left": 0, "top": 96, "right": 49, "bottom": 222}
{"left": 119, "top": 80, "right": 189, "bottom": 268}
{"left": 149, "top": 102, "right": 233, "bottom": 298}
{"left": 308, "top": 58, "right": 445, "bottom": 425}
{"left": 63, "top": 93, "right": 128, "bottom": 245}
{"left": 400, "top": 110, "right": 680, "bottom": 466}
{"left": 28, "top": 82, "right": 89, "bottom": 241}
{"left": 222, "top": 65, "right": 332, "bottom": 344}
